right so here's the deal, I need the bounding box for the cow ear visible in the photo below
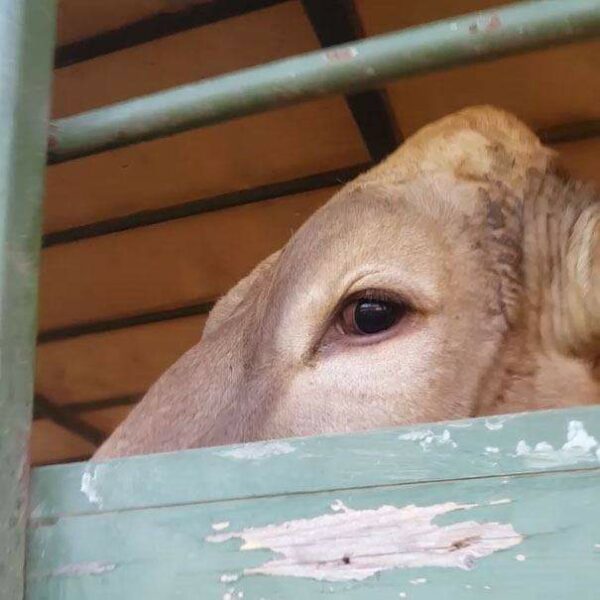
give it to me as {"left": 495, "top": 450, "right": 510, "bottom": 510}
{"left": 525, "top": 174, "right": 600, "bottom": 360}
{"left": 562, "top": 186, "right": 600, "bottom": 359}
{"left": 203, "top": 250, "right": 282, "bottom": 339}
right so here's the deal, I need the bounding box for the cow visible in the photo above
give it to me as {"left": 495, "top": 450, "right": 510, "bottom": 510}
{"left": 95, "top": 105, "right": 600, "bottom": 460}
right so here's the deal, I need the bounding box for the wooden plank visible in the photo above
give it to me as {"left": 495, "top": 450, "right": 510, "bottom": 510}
{"left": 555, "top": 137, "right": 600, "bottom": 185}
{"left": 0, "top": 1, "right": 56, "bottom": 595}
{"left": 56, "top": 0, "right": 286, "bottom": 65}
{"left": 34, "top": 395, "right": 106, "bottom": 447}
{"left": 57, "top": 0, "right": 185, "bottom": 45}
{"left": 36, "top": 315, "right": 206, "bottom": 405}
{"left": 30, "top": 405, "right": 600, "bottom": 519}
{"left": 39, "top": 187, "right": 335, "bottom": 332}
{"left": 30, "top": 421, "right": 95, "bottom": 467}
{"left": 356, "top": 0, "right": 600, "bottom": 135}
{"left": 45, "top": 1, "right": 367, "bottom": 232}
{"left": 26, "top": 465, "right": 600, "bottom": 598}
{"left": 78, "top": 406, "right": 134, "bottom": 436}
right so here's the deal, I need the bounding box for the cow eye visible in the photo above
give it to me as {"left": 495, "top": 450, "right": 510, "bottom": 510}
{"left": 340, "top": 296, "right": 409, "bottom": 336}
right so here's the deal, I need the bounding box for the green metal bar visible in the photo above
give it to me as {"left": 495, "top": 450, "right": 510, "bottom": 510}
{"left": 48, "top": 0, "right": 600, "bottom": 163}
{"left": 0, "top": 0, "right": 56, "bottom": 597}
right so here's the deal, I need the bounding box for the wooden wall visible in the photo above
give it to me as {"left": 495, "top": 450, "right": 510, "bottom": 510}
{"left": 31, "top": 0, "right": 600, "bottom": 464}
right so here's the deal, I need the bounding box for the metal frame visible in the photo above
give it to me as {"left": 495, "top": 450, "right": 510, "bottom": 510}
{"left": 48, "top": 0, "right": 600, "bottom": 163}
{"left": 0, "top": 0, "right": 56, "bottom": 596}
{"left": 0, "top": 0, "right": 599, "bottom": 597}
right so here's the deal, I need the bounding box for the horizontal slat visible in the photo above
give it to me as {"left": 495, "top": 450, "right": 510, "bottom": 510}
{"left": 36, "top": 315, "right": 206, "bottom": 405}
{"left": 56, "top": 0, "right": 287, "bottom": 64}
{"left": 39, "top": 187, "right": 334, "bottom": 331}
{"left": 30, "top": 405, "right": 600, "bottom": 519}
{"left": 26, "top": 467, "right": 600, "bottom": 598}
{"left": 30, "top": 420, "right": 95, "bottom": 466}
{"left": 48, "top": 0, "right": 600, "bottom": 162}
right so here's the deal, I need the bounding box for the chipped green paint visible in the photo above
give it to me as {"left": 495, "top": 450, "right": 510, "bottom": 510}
{"left": 27, "top": 406, "right": 600, "bottom": 598}
{"left": 30, "top": 406, "right": 600, "bottom": 519}
{"left": 0, "top": 1, "right": 56, "bottom": 598}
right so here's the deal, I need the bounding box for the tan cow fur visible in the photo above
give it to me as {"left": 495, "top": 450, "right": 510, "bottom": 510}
{"left": 95, "top": 106, "right": 600, "bottom": 460}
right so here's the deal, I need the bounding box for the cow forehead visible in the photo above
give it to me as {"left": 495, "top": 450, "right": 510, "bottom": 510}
{"left": 281, "top": 173, "right": 483, "bottom": 271}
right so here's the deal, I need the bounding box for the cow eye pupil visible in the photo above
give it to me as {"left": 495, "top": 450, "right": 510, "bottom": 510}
{"left": 354, "top": 300, "right": 401, "bottom": 334}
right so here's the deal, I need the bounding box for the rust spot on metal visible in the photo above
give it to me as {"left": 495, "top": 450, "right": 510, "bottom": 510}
{"left": 486, "top": 15, "right": 502, "bottom": 32}
{"left": 325, "top": 47, "right": 357, "bottom": 63}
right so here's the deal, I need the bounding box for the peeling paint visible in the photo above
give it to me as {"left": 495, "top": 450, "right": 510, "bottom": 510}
{"left": 207, "top": 502, "right": 521, "bottom": 582}
{"left": 484, "top": 415, "right": 515, "bottom": 430}
{"left": 330, "top": 499, "right": 349, "bottom": 512}
{"left": 220, "top": 574, "right": 239, "bottom": 583}
{"left": 80, "top": 466, "right": 103, "bottom": 508}
{"left": 324, "top": 47, "right": 358, "bottom": 63}
{"left": 217, "top": 441, "right": 296, "bottom": 460}
{"left": 399, "top": 428, "right": 457, "bottom": 450}
{"left": 52, "top": 561, "right": 115, "bottom": 577}
{"left": 514, "top": 421, "right": 599, "bottom": 467}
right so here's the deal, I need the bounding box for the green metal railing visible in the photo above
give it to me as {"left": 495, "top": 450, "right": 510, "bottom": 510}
{"left": 0, "top": 0, "right": 56, "bottom": 597}
{"left": 48, "top": 0, "right": 600, "bottom": 163}
{"left": 1, "top": 0, "right": 600, "bottom": 597}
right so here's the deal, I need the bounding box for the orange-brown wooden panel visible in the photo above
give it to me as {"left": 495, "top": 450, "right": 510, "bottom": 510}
{"left": 46, "top": 2, "right": 367, "bottom": 232}
{"left": 356, "top": 0, "right": 600, "bottom": 135}
{"left": 57, "top": 0, "right": 212, "bottom": 46}
{"left": 36, "top": 315, "right": 206, "bottom": 406}
{"left": 555, "top": 138, "right": 600, "bottom": 186}
{"left": 44, "top": 101, "right": 364, "bottom": 232}
{"left": 30, "top": 420, "right": 95, "bottom": 465}
{"left": 79, "top": 406, "right": 135, "bottom": 435}
{"left": 40, "top": 187, "right": 336, "bottom": 331}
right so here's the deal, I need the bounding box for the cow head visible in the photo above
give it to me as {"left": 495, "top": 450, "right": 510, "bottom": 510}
{"left": 96, "top": 106, "right": 600, "bottom": 459}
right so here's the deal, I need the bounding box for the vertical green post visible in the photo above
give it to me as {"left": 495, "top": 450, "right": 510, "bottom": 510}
{"left": 0, "top": 1, "right": 55, "bottom": 598}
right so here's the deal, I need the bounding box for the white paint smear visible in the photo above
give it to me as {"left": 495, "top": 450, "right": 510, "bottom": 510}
{"left": 514, "top": 420, "right": 599, "bottom": 467}
{"left": 217, "top": 441, "right": 296, "bottom": 460}
{"left": 398, "top": 428, "right": 457, "bottom": 450}
{"left": 488, "top": 498, "right": 511, "bottom": 506}
{"left": 53, "top": 561, "right": 115, "bottom": 577}
{"left": 330, "top": 499, "right": 350, "bottom": 512}
{"left": 207, "top": 502, "right": 522, "bottom": 582}
{"left": 485, "top": 447, "right": 500, "bottom": 454}
{"left": 212, "top": 521, "right": 231, "bottom": 531}
{"left": 220, "top": 574, "right": 239, "bottom": 583}
{"left": 80, "top": 467, "right": 103, "bottom": 508}
{"left": 410, "top": 578, "right": 427, "bottom": 585}
{"left": 484, "top": 415, "right": 516, "bottom": 431}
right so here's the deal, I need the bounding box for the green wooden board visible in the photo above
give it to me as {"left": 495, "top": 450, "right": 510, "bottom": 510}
{"left": 31, "top": 406, "right": 600, "bottom": 518}
{"left": 27, "top": 406, "right": 600, "bottom": 598}
{"left": 0, "top": 1, "right": 56, "bottom": 598}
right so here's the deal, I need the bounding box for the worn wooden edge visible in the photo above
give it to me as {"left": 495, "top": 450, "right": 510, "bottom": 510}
{"left": 25, "top": 467, "right": 600, "bottom": 599}
{"left": 29, "top": 405, "right": 600, "bottom": 521}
